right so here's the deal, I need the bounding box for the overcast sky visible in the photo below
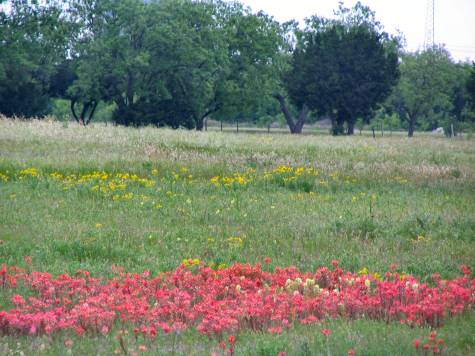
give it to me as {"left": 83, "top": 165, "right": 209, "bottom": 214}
{"left": 239, "top": 0, "right": 475, "bottom": 62}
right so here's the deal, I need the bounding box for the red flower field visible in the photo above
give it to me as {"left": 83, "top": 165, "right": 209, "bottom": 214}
{"left": 0, "top": 261, "right": 473, "bottom": 339}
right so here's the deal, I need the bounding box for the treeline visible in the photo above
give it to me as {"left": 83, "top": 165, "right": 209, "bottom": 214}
{"left": 1, "top": 0, "right": 474, "bottom": 136}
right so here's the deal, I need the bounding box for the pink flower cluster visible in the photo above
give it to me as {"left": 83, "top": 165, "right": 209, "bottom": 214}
{"left": 413, "top": 330, "right": 445, "bottom": 354}
{"left": 0, "top": 261, "right": 473, "bottom": 338}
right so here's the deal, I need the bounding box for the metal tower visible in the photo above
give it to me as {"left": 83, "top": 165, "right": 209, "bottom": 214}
{"left": 424, "top": 0, "right": 435, "bottom": 48}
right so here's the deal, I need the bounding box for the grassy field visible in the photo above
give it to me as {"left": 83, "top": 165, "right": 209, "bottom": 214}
{"left": 0, "top": 118, "right": 474, "bottom": 355}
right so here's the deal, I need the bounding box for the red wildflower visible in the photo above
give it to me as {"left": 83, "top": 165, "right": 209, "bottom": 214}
{"left": 0, "top": 262, "right": 473, "bottom": 339}
{"left": 321, "top": 329, "right": 331, "bottom": 337}
{"left": 264, "top": 257, "right": 271, "bottom": 264}
{"left": 413, "top": 339, "right": 420, "bottom": 349}
{"left": 74, "top": 326, "right": 85, "bottom": 336}
{"left": 162, "top": 324, "right": 171, "bottom": 334}
{"left": 11, "top": 294, "right": 25, "bottom": 306}
{"left": 347, "top": 349, "right": 355, "bottom": 356}
{"left": 460, "top": 264, "right": 472, "bottom": 276}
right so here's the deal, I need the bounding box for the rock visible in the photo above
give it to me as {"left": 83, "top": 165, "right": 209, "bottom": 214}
{"left": 432, "top": 127, "right": 444, "bottom": 135}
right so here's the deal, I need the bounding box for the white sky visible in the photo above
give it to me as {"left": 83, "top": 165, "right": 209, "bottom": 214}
{"left": 2, "top": 0, "right": 473, "bottom": 61}
{"left": 239, "top": 0, "right": 475, "bottom": 62}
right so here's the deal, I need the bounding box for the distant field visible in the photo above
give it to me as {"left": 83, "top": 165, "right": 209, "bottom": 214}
{"left": 0, "top": 119, "right": 474, "bottom": 355}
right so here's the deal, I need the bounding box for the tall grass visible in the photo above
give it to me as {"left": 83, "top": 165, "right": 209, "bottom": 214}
{"left": 0, "top": 119, "right": 474, "bottom": 354}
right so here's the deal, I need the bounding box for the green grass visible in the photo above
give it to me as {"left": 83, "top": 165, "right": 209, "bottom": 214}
{"left": 1, "top": 118, "right": 475, "bottom": 354}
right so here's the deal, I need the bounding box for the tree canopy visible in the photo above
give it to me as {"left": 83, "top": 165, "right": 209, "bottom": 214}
{"left": 0, "top": 0, "right": 473, "bottom": 135}
{"left": 387, "top": 47, "right": 472, "bottom": 136}
{"left": 0, "top": 1, "right": 71, "bottom": 117}
{"left": 282, "top": 3, "right": 400, "bottom": 135}
{"left": 65, "top": 0, "right": 286, "bottom": 128}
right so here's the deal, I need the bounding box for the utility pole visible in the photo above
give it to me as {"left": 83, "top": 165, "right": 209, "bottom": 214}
{"left": 424, "top": 0, "right": 435, "bottom": 49}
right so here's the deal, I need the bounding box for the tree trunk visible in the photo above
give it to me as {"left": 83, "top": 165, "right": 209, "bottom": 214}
{"left": 195, "top": 118, "right": 204, "bottom": 131}
{"left": 293, "top": 104, "right": 309, "bottom": 134}
{"left": 408, "top": 115, "right": 415, "bottom": 137}
{"left": 347, "top": 121, "right": 355, "bottom": 135}
{"left": 330, "top": 113, "right": 345, "bottom": 136}
{"left": 195, "top": 107, "right": 220, "bottom": 131}
{"left": 70, "top": 99, "right": 82, "bottom": 125}
{"left": 71, "top": 99, "right": 97, "bottom": 126}
{"left": 85, "top": 101, "right": 98, "bottom": 125}
{"left": 274, "top": 93, "right": 296, "bottom": 133}
{"left": 274, "top": 93, "right": 308, "bottom": 134}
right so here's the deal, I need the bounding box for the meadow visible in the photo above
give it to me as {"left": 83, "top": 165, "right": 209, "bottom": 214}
{"left": 0, "top": 118, "right": 474, "bottom": 355}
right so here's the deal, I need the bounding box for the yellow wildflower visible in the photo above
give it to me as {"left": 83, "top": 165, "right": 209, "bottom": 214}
{"left": 19, "top": 168, "right": 39, "bottom": 177}
{"left": 210, "top": 176, "right": 220, "bottom": 186}
{"left": 295, "top": 167, "right": 305, "bottom": 176}
{"left": 218, "top": 263, "right": 226, "bottom": 270}
{"left": 358, "top": 267, "right": 369, "bottom": 276}
{"left": 227, "top": 237, "right": 243, "bottom": 246}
